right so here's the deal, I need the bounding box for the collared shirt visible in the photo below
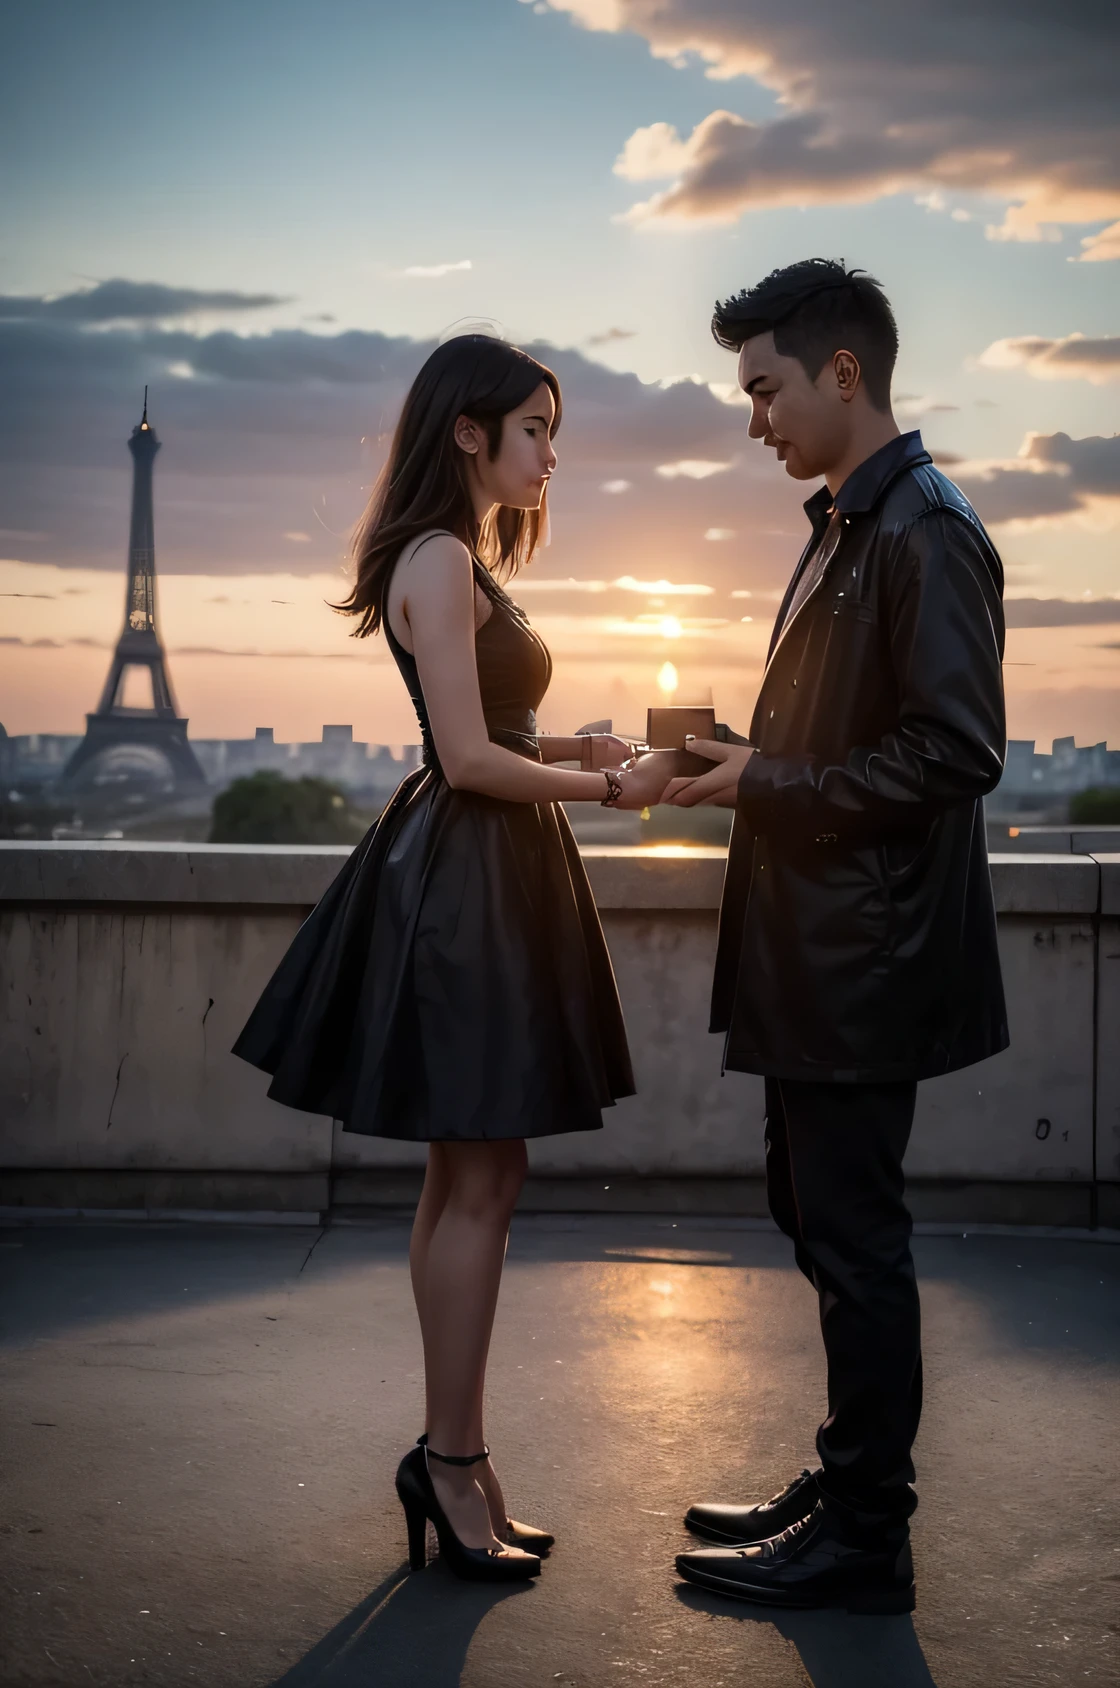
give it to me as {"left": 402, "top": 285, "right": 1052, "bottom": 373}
{"left": 774, "top": 431, "right": 927, "bottom": 642}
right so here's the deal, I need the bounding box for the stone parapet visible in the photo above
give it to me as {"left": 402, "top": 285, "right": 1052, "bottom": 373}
{"left": 0, "top": 840, "right": 1103, "bottom": 914}
{"left": 1, "top": 842, "right": 1115, "bottom": 1224}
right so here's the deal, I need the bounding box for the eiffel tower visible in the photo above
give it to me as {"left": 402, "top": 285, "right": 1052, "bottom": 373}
{"left": 63, "top": 392, "right": 205, "bottom": 794}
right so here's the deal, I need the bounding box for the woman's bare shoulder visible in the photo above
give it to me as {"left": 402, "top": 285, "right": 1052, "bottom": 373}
{"left": 387, "top": 531, "right": 479, "bottom": 650}
{"left": 397, "top": 529, "right": 473, "bottom": 581}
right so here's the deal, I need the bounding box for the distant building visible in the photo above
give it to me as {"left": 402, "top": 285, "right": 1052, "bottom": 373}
{"left": 12, "top": 727, "right": 1119, "bottom": 816}
{"left": 184, "top": 726, "right": 422, "bottom": 800}
{"left": 6, "top": 724, "right": 420, "bottom": 814}
{"left": 991, "top": 737, "right": 1120, "bottom": 815}
{"left": 5, "top": 732, "right": 84, "bottom": 791}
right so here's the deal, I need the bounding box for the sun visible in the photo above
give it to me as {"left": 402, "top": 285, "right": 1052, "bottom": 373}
{"left": 657, "top": 661, "right": 678, "bottom": 697}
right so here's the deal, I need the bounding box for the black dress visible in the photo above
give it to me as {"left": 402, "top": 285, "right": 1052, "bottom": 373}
{"left": 233, "top": 551, "right": 635, "bottom": 1140}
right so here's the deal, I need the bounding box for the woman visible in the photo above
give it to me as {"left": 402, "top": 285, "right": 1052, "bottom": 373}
{"left": 234, "top": 334, "right": 664, "bottom": 1583}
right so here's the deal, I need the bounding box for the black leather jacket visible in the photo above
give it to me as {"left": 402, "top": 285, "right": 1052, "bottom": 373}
{"left": 712, "top": 432, "right": 1010, "bottom": 1082}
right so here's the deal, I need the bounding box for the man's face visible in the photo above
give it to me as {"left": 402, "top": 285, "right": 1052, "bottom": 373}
{"left": 738, "top": 332, "right": 852, "bottom": 482}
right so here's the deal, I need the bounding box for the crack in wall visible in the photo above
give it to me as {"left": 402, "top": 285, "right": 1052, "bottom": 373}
{"left": 106, "top": 1052, "right": 128, "bottom": 1130}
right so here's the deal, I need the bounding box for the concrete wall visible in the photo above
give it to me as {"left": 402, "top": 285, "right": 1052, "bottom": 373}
{"left": 1, "top": 842, "right": 1116, "bottom": 1225}
{"left": 1097, "top": 855, "right": 1120, "bottom": 1188}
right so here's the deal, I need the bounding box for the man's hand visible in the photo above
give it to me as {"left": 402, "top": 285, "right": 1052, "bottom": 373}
{"left": 663, "top": 739, "right": 752, "bottom": 808}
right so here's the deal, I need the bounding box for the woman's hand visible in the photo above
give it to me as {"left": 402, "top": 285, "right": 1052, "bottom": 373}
{"left": 580, "top": 733, "right": 636, "bottom": 771}
{"left": 662, "top": 739, "right": 753, "bottom": 808}
{"left": 609, "top": 751, "right": 677, "bottom": 811}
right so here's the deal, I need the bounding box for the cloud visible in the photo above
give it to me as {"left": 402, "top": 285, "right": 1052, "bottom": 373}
{"left": 656, "top": 459, "right": 733, "bottom": 479}
{"left": 0, "top": 634, "right": 101, "bottom": 648}
{"left": 0, "top": 297, "right": 809, "bottom": 598}
{"left": 0, "top": 279, "right": 289, "bottom": 323}
{"left": 949, "top": 431, "right": 1120, "bottom": 526}
{"left": 536, "top": 1, "right": 1120, "bottom": 254}
{"left": 613, "top": 576, "right": 714, "bottom": 595}
{"left": 14, "top": 288, "right": 1109, "bottom": 629}
{"left": 1078, "top": 222, "right": 1120, "bottom": 262}
{"left": 168, "top": 646, "right": 366, "bottom": 661}
{"left": 586, "top": 327, "right": 638, "bottom": 346}
{"left": 601, "top": 479, "right": 632, "bottom": 493}
{"left": 1023, "top": 431, "right": 1120, "bottom": 495}
{"left": 1004, "top": 598, "right": 1120, "bottom": 627}
{"left": 978, "top": 334, "right": 1120, "bottom": 384}
{"left": 512, "top": 577, "right": 610, "bottom": 593}
{"left": 707, "top": 381, "right": 749, "bottom": 407}
{"left": 400, "top": 260, "right": 472, "bottom": 278}
{"left": 895, "top": 395, "right": 959, "bottom": 419}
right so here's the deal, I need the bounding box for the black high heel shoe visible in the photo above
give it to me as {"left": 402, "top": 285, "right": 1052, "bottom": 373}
{"left": 395, "top": 1443, "right": 541, "bottom": 1581}
{"left": 417, "top": 1434, "right": 555, "bottom": 1554}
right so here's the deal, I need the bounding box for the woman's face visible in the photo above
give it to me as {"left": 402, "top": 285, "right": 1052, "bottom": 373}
{"left": 462, "top": 380, "right": 558, "bottom": 510}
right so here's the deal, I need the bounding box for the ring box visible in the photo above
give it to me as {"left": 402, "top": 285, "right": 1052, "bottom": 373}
{"left": 646, "top": 706, "right": 717, "bottom": 776}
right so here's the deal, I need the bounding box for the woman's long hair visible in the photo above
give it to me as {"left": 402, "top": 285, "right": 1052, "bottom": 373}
{"left": 337, "top": 334, "right": 562, "bottom": 637}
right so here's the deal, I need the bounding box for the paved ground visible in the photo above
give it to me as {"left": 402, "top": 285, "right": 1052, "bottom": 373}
{"left": 1, "top": 1215, "right": 1117, "bottom": 1688}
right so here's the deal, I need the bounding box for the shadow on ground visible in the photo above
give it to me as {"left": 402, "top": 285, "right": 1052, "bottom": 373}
{"left": 4, "top": 1218, "right": 1116, "bottom": 1370}
{"left": 675, "top": 1585, "right": 938, "bottom": 1688}
{"left": 269, "top": 1573, "right": 939, "bottom": 1688}
{"left": 269, "top": 1565, "right": 531, "bottom": 1687}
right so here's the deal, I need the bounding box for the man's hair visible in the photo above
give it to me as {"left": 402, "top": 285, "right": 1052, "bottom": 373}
{"left": 712, "top": 258, "right": 898, "bottom": 411}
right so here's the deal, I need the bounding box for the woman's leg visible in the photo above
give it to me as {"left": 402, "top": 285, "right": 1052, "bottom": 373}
{"left": 418, "top": 1138, "right": 527, "bottom": 1548}
{"left": 409, "top": 1141, "right": 452, "bottom": 1412}
{"left": 409, "top": 1143, "right": 517, "bottom": 1534}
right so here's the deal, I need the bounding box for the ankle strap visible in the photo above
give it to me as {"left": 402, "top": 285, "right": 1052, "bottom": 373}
{"left": 421, "top": 1437, "right": 490, "bottom": 1468}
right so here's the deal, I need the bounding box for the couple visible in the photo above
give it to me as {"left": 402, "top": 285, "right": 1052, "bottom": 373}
{"left": 234, "top": 258, "right": 1008, "bottom": 1614}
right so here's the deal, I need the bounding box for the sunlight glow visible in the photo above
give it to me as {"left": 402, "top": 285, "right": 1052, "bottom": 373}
{"left": 614, "top": 576, "right": 714, "bottom": 596}
{"left": 657, "top": 661, "right": 678, "bottom": 697}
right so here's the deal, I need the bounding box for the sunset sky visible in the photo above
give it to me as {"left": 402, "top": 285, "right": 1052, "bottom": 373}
{"left": 2, "top": 0, "right": 1118, "bottom": 750}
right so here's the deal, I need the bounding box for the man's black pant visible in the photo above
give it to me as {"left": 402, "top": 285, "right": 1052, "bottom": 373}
{"left": 764, "top": 1076, "right": 922, "bottom": 1532}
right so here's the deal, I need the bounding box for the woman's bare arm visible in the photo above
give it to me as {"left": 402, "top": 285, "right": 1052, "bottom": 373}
{"left": 391, "top": 535, "right": 643, "bottom": 804}
{"left": 537, "top": 734, "right": 633, "bottom": 768}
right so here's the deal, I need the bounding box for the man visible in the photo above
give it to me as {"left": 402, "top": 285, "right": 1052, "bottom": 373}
{"left": 664, "top": 258, "right": 1008, "bottom": 1613}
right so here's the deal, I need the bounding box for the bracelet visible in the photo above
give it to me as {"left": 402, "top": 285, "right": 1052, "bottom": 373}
{"left": 601, "top": 770, "right": 623, "bottom": 808}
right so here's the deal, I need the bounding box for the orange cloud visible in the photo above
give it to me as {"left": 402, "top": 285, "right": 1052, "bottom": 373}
{"left": 978, "top": 334, "right": 1120, "bottom": 384}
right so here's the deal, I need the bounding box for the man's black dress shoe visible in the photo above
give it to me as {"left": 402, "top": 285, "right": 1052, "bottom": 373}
{"left": 685, "top": 1467, "right": 820, "bottom": 1546}
{"left": 676, "top": 1503, "right": 916, "bottom": 1614}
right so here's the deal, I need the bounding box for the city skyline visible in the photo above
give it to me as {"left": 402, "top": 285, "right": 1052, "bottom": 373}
{"left": 2, "top": 0, "right": 1118, "bottom": 747}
